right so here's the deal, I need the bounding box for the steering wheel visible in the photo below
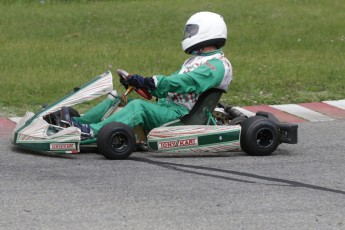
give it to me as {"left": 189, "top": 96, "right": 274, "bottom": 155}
{"left": 116, "top": 69, "right": 152, "bottom": 100}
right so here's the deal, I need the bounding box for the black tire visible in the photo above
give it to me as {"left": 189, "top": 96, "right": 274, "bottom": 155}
{"left": 228, "top": 116, "right": 247, "bottom": 126}
{"left": 240, "top": 116, "right": 280, "bottom": 156}
{"left": 97, "top": 122, "right": 136, "bottom": 160}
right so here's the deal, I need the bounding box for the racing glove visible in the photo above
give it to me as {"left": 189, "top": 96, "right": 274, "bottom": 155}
{"left": 127, "top": 74, "right": 156, "bottom": 90}
{"left": 119, "top": 77, "right": 129, "bottom": 89}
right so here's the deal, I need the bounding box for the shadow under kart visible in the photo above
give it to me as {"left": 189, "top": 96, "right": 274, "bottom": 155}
{"left": 12, "top": 71, "right": 298, "bottom": 160}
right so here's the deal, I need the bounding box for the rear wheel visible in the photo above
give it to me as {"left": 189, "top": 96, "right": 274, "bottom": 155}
{"left": 97, "top": 122, "right": 136, "bottom": 160}
{"left": 240, "top": 116, "right": 280, "bottom": 156}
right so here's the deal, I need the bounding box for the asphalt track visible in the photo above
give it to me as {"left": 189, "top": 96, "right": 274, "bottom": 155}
{"left": 1, "top": 112, "right": 345, "bottom": 229}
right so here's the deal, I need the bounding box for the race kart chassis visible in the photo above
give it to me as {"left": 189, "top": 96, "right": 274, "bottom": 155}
{"left": 12, "top": 71, "right": 298, "bottom": 159}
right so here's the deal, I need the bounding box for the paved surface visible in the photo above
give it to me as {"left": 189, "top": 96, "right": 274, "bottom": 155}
{"left": 1, "top": 111, "right": 345, "bottom": 229}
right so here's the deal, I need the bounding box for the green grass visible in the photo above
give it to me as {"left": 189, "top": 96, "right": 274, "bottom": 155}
{"left": 0, "top": 0, "right": 344, "bottom": 116}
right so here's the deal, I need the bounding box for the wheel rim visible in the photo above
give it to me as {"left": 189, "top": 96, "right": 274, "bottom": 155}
{"left": 110, "top": 132, "right": 128, "bottom": 152}
{"left": 256, "top": 128, "right": 274, "bottom": 148}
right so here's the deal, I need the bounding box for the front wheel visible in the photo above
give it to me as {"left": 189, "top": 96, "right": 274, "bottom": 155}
{"left": 240, "top": 116, "right": 280, "bottom": 156}
{"left": 97, "top": 122, "right": 136, "bottom": 160}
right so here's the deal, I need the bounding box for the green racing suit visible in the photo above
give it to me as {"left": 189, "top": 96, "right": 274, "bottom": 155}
{"left": 74, "top": 49, "right": 232, "bottom": 135}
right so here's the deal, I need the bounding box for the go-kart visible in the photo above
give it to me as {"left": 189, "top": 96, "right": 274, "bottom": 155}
{"left": 12, "top": 70, "right": 298, "bottom": 159}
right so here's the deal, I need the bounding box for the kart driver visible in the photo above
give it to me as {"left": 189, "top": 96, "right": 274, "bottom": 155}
{"left": 67, "top": 11, "right": 233, "bottom": 138}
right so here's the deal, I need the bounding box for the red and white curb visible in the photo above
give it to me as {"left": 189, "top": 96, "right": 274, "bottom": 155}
{"left": 0, "top": 117, "right": 16, "bottom": 138}
{"left": 235, "top": 99, "right": 345, "bottom": 123}
{"left": 2, "top": 99, "right": 345, "bottom": 127}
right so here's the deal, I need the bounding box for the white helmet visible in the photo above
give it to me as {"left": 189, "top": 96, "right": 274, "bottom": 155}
{"left": 182, "top": 12, "right": 227, "bottom": 54}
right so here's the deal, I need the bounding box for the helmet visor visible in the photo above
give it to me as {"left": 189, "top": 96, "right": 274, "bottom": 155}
{"left": 183, "top": 24, "right": 199, "bottom": 40}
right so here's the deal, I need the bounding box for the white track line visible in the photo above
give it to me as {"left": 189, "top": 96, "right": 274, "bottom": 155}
{"left": 270, "top": 104, "right": 334, "bottom": 122}
{"left": 323, "top": 100, "right": 345, "bottom": 110}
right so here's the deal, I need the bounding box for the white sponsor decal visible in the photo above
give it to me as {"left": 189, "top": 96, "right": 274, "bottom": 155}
{"left": 158, "top": 138, "right": 198, "bottom": 149}
{"left": 50, "top": 143, "right": 76, "bottom": 150}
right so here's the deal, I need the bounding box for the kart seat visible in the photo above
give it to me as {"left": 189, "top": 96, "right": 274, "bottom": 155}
{"left": 180, "top": 88, "right": 225, "bottom": 125}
